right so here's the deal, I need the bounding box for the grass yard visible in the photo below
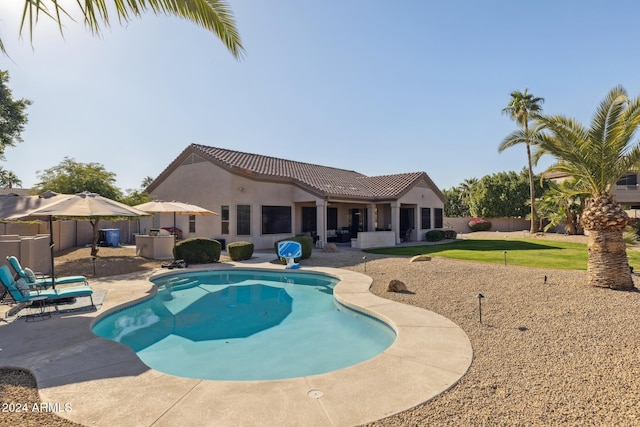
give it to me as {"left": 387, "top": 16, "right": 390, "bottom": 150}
{"left": 365, "top": 238, "right": 640, "bottom": 270}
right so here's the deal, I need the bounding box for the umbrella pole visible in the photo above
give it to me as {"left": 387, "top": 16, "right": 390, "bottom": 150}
{"left": 173, "top": 212, "right": 177, "bottom": 261}
{"left": 49, "top": 215, "right": 56, "bottom": 289}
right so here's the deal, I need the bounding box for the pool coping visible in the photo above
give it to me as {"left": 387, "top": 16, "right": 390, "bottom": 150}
{"left": 0, "top": 259, "right": 473, "bottom": 426}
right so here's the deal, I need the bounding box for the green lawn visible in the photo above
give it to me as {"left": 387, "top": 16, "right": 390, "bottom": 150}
{"left": 364, "top": 238, "right": 640, "bottom": 270}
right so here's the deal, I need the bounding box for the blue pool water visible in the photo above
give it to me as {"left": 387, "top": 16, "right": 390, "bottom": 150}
{"left": 92, "top": 269, "right": 396, "bottom": 380}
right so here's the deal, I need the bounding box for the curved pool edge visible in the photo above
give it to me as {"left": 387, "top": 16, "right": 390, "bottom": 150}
{"left": 38, "top": 261, "right": 473, "bottom": 427}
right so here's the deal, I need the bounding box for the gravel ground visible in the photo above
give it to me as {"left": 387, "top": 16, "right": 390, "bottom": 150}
{"left": 2, "top": 233, "right": 640, "bottom": 426}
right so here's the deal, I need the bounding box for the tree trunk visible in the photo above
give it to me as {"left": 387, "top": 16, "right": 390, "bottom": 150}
{"left": 525, "top": 142, "right": 538, "bottom": 233}
{"left": 564, "top": 200, "right": 578, "bottom": 235}
{"left": 582, "top": 194, "right": 633, "bottom": 290}
{"left": 90, "top": 219, "right": 100, "bottom": 257}
{"left": 587, "top": 230, "right": 634, "bottom": 290}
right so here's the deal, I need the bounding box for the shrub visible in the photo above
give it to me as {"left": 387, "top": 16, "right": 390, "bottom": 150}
{"left": 444, "top": 229, "right": 457, "bottom": 239}
{"left": 629, "top": 218, "right": 640, "bottom": 236}
{"left": 174, "top": 238, "right": 221, "bottom": 264}
{"left": 468, "top": 218, "right": 492, "bottom": 232}
{"left": 425, "top": 230, "right": 446, "bottom": 241}
{"left": 274, "top": 236, "right": 313, "bottom": 264}
{"left": 227, "top": 241, "right": 254, "bottom": 261}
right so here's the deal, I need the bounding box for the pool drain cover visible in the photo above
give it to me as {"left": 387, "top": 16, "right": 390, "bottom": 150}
{"left": 308, "top": 389, "right": 323, "bottom": 399}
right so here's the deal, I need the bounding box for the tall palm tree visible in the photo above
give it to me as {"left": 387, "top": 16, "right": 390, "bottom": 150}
{"left": 536, "top": 85, "right": 640, "bottom": 290}
{"left": 2, "top": 1, "right": 244, "bottom": 58}
{"left": 500, "top": 89, "right": 545, "bottom": 233}
{"left": 0, "top": 169, "right": 22, "bottom": 189}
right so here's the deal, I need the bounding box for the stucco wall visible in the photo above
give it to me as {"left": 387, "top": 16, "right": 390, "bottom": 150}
{"left": 1, "top": 219, "right": 142, "bottom": 253}
{"left": 444, "top": 217, "right": 531, "bottom": 233}
{"left": 0, "top": 234, "right": 51, "bottom": 274}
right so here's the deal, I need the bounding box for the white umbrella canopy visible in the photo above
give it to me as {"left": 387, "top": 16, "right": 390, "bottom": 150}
{"left": 17, "top": 191, "right": 150, "bottom": 218}
{"left": 133, "top": 200, "right": 219, "bottom": 261}
{"left": 133, "top": 200, "right": 218, "bottom": 216}
{"left": 8, "top": 192, "right": 149, "bottom": 287}
{"left": 0, "top": 190, "right": 71, "bottom": 220}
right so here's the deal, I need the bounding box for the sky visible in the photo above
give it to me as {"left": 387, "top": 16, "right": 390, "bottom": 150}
{"left": 1, "top": 1, "right": 640, "bottom": 194}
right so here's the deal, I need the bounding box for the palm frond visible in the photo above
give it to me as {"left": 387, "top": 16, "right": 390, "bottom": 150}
{"left": 14, "top": 0, "right": 244, "bottom": 59}
{"left": 537, "top": 86, "right": 640, "bottom": 196}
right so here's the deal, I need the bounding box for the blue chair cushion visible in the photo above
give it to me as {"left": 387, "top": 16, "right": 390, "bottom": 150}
{"left": 38, "top": 286, "right": 93, "bottom": 299}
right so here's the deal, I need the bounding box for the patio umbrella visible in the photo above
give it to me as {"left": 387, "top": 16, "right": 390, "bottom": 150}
{"left": 8, "top": 191, "right": 149, "bottom": 288}
{"left": 133, "top": 200, "right": 218, "bottom": 260}
{"left": 0, "top": 191, "right": 70, "bottom": 220}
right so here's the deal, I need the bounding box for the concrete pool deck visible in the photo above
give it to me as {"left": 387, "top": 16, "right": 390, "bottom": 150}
{"left": 0, "top": 254, "right": 473, "bottom": 426}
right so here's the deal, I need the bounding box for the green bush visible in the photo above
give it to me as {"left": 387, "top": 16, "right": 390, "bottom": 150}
{"left": 274, "top": 236, "right": 313, "bottom": 264}
{"left": 425, "top": 230, "right": 446, "bottom": 241}
{"left": 227, "top": 241, "right": 254, "bottom": 261}
{"left": 629, "top": 218, "right": 640, "bottom": 236}
{"left": 174, "top": 238, "right": 221, "bottom": 264}
{"left": 444, "top": 229, "right": 457, "bottom": 239}
{"left": 468, "top": 218, "right": 492, "bottom": 231}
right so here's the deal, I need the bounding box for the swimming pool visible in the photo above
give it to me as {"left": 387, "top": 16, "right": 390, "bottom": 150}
{"left": 92, "top": 269, "right": 396, "bottom": 380}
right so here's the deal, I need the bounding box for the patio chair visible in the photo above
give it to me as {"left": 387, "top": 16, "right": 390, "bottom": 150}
{"left": 0, "top": 279, "right": 15, "bottom": 304}
{"left": 277, "top": 241, "right": 302, "bottom": 269}
{"left": 0, "top": 265, "right": 94, "bottom": 307}
{"left": 6, "top": 256, "right": 88, "bottom": 289}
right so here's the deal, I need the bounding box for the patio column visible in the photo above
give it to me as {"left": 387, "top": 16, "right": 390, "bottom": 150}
{"left": 316, "top": 200, "right": 326, "bottom": 248}
{"left": 367, "top": 203, "right": 375, "bottom": 231}
{"left": 391, "top": 202, "right": 400, "bottom": 244}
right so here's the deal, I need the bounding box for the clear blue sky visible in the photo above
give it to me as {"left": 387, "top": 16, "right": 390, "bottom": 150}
{"left": 1, "top": 1, "right": 639, "bottom": 194}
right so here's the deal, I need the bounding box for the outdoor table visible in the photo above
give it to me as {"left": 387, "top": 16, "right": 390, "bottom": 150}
{"left": 26, "top": 295, "right": 51, "bottom": 321}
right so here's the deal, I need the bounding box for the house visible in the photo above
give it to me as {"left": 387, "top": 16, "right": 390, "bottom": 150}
{"left": 145, "top": 144, "right": 446, "bottom": 250}
{"left": 544, "top": 171, "right": 640, "bottom": 209}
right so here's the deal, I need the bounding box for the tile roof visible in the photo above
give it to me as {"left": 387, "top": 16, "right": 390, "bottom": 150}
{"left": 190, "top": 144, "right": 431, "bottom": 199}
{"left": 150, "top": 144, "right": 444, "bottom": 202}
{"left": 0, "top": 188, "right": 32, "bottom": 196}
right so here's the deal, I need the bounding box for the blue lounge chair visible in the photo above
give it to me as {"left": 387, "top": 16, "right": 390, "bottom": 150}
{"left": 7, "top": 256, "right": 88, "bottom": 288}
{"left": 0, "top": 265, "right": 94, "bottom": 307}
{"left": 277, "top": 241, "right": 302, "bottom": 269}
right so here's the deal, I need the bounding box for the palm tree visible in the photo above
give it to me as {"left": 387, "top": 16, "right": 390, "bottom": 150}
{"left": 500, "top": 89, "right": 545, "bottom": 233}
{"left": 536, "top": 85, "right": 640, "bottom": 290}
{"left": 141, "top": 176, "right": 155, "bottom": 189}
{"left": 459, "top": 178, "right": 478, "bottom": 202}
{"left": 0, "top": 169, "right": 22, "bottom": 189}
{"left": 2, "top": 1, "right": 244, "bottom": 58}
{"left": 536, "top": 179, "right": 585, "bottom": 235}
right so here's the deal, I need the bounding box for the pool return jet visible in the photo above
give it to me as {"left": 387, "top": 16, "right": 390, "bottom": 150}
{"left": 277, "top": 241, "right": 302, "bottom": 269}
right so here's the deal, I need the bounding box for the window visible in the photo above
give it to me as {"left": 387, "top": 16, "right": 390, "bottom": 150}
{"left": 237, "top": 205, "right": 251, "bottom": 235}
{"left": 188, "top": 215, "right": 196, "bottom": 233}
{"left": 221, "top": 205, "right": 229, "bottom": 234}
{"left": 262, "top": 206, "right": 292, "bottom": 234}
{"left": 617, "top": 174, "right": 638, "bottom": 186}
{"left": 302, "top": 207, "right": 317, "bottom": 232}
{"left": 434, "top": 208, "right": 443, "bottom": 228}
{"left": 421, "top": 208, "right": 431, "bottom": 230}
